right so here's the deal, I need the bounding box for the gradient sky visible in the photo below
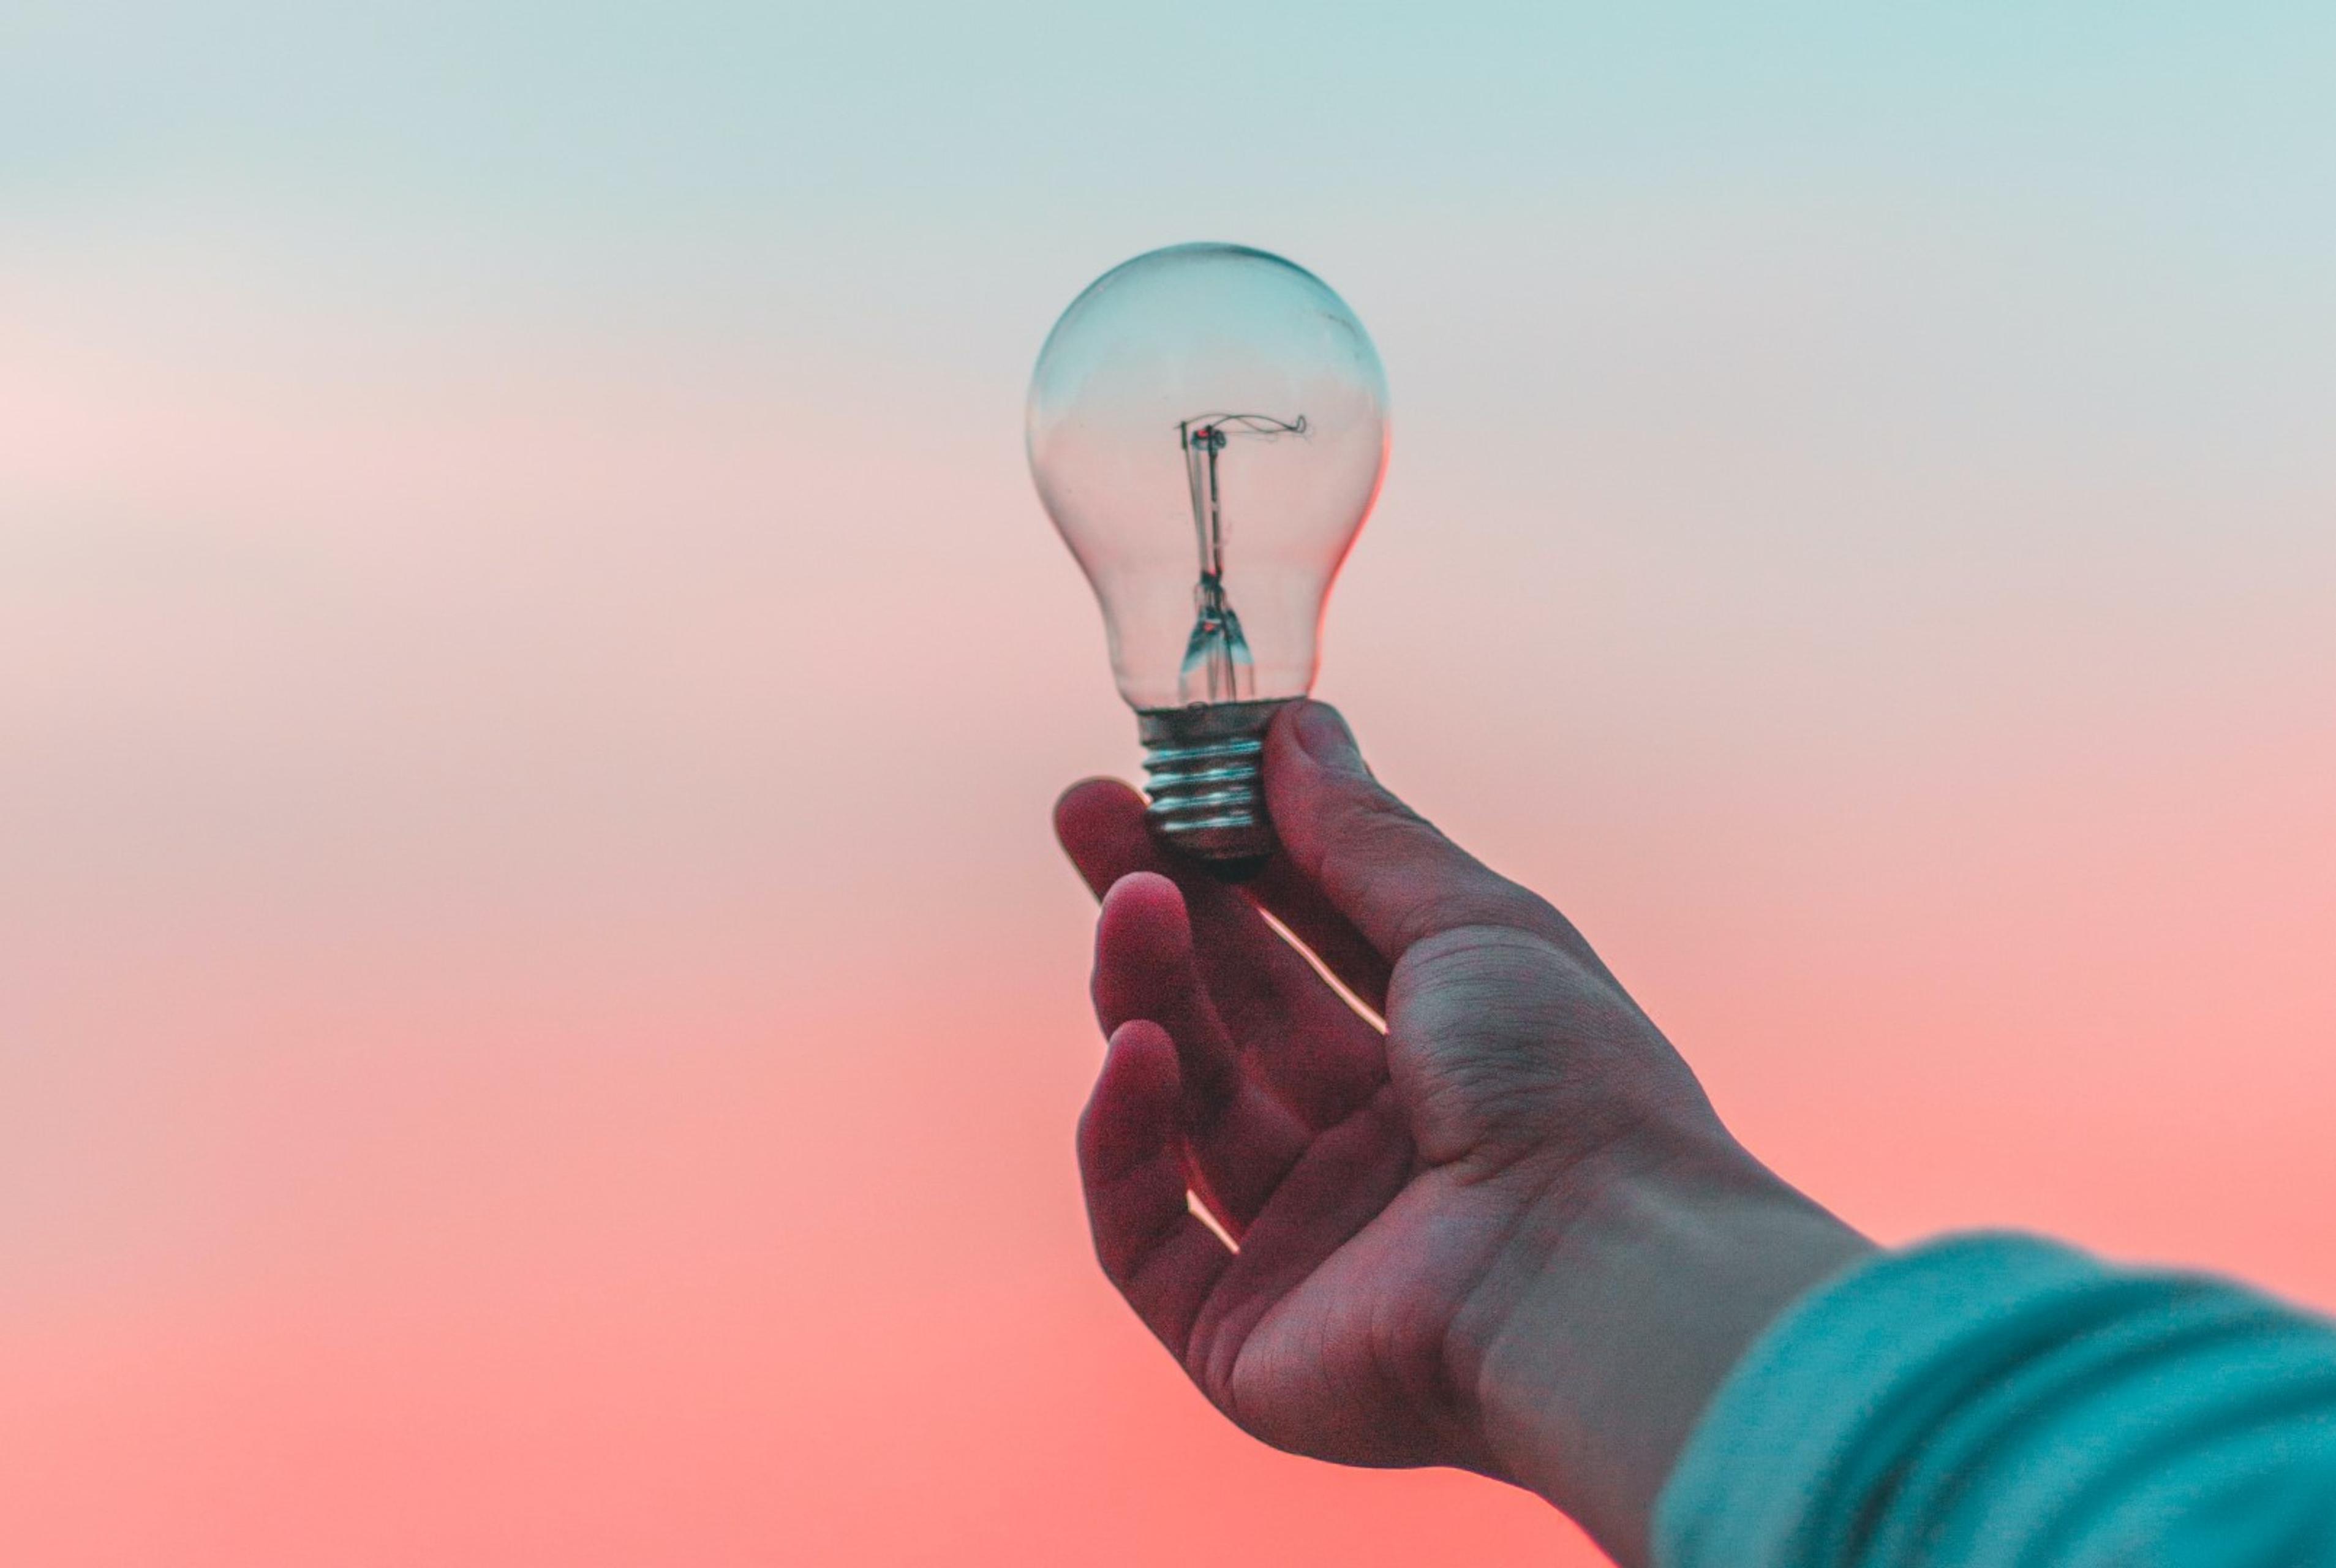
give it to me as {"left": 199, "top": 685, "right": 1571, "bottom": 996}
{"left": 6, "top": 4, "right": 2335, "bottom": 1564}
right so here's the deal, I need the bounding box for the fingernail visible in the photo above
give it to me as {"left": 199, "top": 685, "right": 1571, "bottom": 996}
{"left": 1292, "top": 701, "right": 1363, "bottom": 772}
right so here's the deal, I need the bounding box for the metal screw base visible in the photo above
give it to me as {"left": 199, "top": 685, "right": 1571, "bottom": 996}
{"left": 1136, "top": 698, "right": 1290, "bottom": 881}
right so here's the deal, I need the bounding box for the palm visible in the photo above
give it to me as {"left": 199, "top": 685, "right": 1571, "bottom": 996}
{"left": 1204, "top": 1151, "right": 1540, "bottom": 1469}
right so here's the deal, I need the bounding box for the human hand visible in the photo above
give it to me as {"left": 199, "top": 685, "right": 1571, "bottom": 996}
{"left": 1057, "top": 701, "right": 1866, "bottom": 1564}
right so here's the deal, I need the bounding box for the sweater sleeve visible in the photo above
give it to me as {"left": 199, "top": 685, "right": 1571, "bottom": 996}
{"left": 1652, "top": 1232, "right": 2336, "bottom": 1568}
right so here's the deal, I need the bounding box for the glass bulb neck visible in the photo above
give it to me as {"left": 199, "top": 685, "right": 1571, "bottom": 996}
{"left": 1136, "top": 698, "right": 1290, "bottom": 880}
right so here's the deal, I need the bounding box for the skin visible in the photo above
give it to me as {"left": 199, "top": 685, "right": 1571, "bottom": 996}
{"left": 1057, "top": 700, "right": 1872, "bottom": 1567}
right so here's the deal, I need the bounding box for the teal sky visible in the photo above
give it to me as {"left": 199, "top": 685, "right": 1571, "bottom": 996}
{"left": 12, "top": 3, "right": 2335, "bottom": 370}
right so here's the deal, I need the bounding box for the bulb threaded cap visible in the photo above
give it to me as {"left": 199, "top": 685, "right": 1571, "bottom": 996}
{"left": 1136, "top": 698, "right": 1289, "bottom": 880}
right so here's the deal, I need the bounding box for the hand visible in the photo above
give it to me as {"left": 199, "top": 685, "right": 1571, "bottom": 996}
{"left": 1057, "top": 701, "right": 1867, "bottom": 1564}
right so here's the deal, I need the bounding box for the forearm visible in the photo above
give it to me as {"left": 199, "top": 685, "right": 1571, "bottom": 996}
{"left": 1454, "top": 1148, "right": 1872, "bottom": 1566}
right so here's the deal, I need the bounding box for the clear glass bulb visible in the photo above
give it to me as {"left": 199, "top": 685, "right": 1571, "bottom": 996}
{"left": 1027, "top": 243, "right": 1390, "bottom": 872}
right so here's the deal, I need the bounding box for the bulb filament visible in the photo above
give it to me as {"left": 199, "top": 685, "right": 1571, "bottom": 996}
{"left": 1177, "top": 412, "right": 1306, "bottom": 704}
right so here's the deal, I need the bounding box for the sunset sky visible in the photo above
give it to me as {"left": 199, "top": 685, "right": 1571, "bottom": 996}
{"left": 6, "top": 4, "right": 2335, "bottom": 1563}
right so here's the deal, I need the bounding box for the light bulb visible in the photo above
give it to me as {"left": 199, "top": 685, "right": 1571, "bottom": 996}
{"left": 1027, "top": 243, "right": 1390, "bottom": 874}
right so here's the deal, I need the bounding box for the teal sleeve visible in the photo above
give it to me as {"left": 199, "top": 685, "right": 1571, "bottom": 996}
{"left": 1653, "top": 1232, "right": 2336, "bottom": 1568}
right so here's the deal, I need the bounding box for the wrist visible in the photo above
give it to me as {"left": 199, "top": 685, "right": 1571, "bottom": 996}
{"left": 1450, "top": 1142, "right": 1872, "bottom": 1566}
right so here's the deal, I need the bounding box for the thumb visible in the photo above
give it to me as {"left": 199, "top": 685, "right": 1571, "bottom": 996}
{"left": 1264, "top": 701, "right": 1587, "bottom": 969}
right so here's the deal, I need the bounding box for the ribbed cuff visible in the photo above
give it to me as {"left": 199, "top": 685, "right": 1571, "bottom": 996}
{"left": 1652, "top": 1232, "right": 2108, "bottom": 1568}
